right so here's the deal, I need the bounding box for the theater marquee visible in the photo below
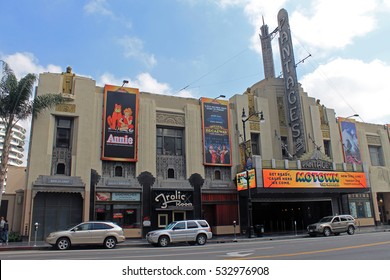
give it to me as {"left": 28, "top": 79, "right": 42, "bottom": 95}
{"left": 263, "top": 169, "right": 367, "bottom": 189}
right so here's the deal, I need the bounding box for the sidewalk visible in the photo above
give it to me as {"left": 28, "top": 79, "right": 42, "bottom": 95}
{"left": 0, "top": 225, "right": 389, "bottom": 252}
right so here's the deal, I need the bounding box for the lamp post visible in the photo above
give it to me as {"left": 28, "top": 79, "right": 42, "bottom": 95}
{"left": 346, "top": 114, "right": 359, "bottom": 119}
{"left": 241, "top": 108, "right": 264, "bottom": 238}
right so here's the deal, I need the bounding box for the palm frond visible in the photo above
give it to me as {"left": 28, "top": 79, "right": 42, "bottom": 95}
{"left": 32, "top": 94, "right": 67, "bottom": 118}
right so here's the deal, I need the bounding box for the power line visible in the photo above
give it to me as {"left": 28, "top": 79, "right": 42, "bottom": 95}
{"left": 175, "top": 48, "right": 249, "bottom": 94}
{"left": 292, "top": 32, "right": 363, "bottom": 121}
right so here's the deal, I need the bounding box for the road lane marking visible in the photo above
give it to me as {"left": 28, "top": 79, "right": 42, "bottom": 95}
{"left": 227, "top": 240, "right": 390, "bottom": 260}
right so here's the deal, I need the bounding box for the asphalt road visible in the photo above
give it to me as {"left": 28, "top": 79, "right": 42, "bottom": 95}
{"left": 1, "top": 231, "right": 389, "bottom": 260}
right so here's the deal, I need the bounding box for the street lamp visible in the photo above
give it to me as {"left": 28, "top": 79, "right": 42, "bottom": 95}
{"left": 121, "top": 80, "right": 129, "bottom": 87}
{"left": 241, "top": 107, "right": 265, "bottom": 238}
{"left": 346, "top": 114, "right": 359, "bottom": 119}
{"left": 211, "top": 94, "right": 226, "bottom": 102}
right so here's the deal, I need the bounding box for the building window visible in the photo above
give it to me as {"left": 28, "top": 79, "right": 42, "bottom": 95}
{"left": 167, "top": 168, "right": 175, "bottom": 179}
{"left": 115, "top": 166, "right": 123, "bottom": 177}
{"left": 323, "top": 140, "right": 332, "bottom": 159}
{"left": 214, "top": 170, "right": 221, "bottom": 180}
{"left": 56, "top": 163, "right": 65, "bottom": 174}
{"left": 158, "top": 214, "right": 168, "bottom": 228}
{"left": 251, "top": 133, "right": 260, "bottom": 155}
{"left": 368, "top": 145, "right": 384, "bottom": 166}
{"left": 157, "top": 127, "right": 183, "bottom": 156}
{"left": 281, "top": 136, "right": 290, "bottom": 158}
{"left": 96, "top": 204, "right": 140, "bottom": 229}
{"left": 56, "top": 117, "right": 72, "bottom": 148}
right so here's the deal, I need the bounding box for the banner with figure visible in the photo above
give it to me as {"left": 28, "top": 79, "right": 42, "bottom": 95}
{"left": 339, "top": 118, "right": 362, "bottom": 164}
{"left": 102, "top": 85, "right": 139, "bottom": 161}
{"left": 201, "top": 97, "right": 232, "bottom": 166}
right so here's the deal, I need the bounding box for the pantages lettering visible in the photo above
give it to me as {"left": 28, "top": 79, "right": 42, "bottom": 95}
{"left": 301, "top": 159, "right": 333, "bottom": 170}
{"left": 155, "top": 191, "right": 193, "bottom": 209}
{"left": 278, "top": 9, "right": 306, "bottom": 157}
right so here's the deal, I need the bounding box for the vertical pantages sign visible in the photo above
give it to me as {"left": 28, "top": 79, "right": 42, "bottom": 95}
{"left": 339, "top": 118, "right": 362, "bottom": 164}
{"left": 102, "top": 85, "right": 139, "bottom": 161}
{"left": 201, "top": 97, "right": 232, "bottom": 166}
{"left": 278, "top": 8, "right": 306, "bottom": 157}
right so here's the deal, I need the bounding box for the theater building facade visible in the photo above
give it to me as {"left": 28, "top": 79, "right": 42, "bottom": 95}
{"left": 18, "top": 9, "right": 390, "bottom": 240}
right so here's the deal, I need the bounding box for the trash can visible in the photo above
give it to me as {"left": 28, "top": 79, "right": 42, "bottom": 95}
{"left": 255, "top": 224, "right": 264, "bottom": 237}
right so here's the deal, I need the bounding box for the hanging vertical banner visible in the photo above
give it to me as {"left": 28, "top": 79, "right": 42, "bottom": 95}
{"left": 102, "top": 85, "right": 139, "bottom": 161}
{"left": 278, "top": 8, "right": 306, "bottom": 158}
{"left": 339, "top": 118, "right": 362, "bottom": 164}
{"left": 236, "top": 169, "right": 256, "bottom": 191}
{"left": 201, "top": 97, "right": 232, "bottom": 166}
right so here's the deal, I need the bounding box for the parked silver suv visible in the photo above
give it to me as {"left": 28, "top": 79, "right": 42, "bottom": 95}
{"left": 146, "top": 220, "right": 213, "bottom": 247}
{"left": 307, "top": 215, "right": 356, "bottom": 237}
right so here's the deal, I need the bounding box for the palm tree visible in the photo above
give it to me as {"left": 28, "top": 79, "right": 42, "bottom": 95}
{"left": 0, "top": 60, "right": 66, "bottom": 207}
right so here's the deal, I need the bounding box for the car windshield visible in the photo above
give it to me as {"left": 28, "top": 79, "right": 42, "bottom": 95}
{"left": 165, "top": 222, "right": 176, "bottom": 230}
{"left": 318, "top": 217, "right": 333, "bottom": 223}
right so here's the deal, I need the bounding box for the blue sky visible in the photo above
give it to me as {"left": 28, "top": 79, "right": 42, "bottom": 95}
{"left": 1, "top": 0, "right": 390, "bottom": 126}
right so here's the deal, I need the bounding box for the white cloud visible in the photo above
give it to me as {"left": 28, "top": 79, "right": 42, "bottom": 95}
{"left": 214, "top": 0, "right": 380, "bottom": 55}
{"left": 84, "top": 0, "right": 132, "bottom": 29}
{"left": 0, "top": 52, "right": 63, "bottom": 166}
{"left": 84, "top": 0, "right": 113, "bottom": 16}
{"left": 117, "top": 36, "right": 157, "bottom": 68}
{"left": 1, "top": 52, "right": 61, "bottom": 79}
{"left": 98, "top": 72, "right": 194, "bottom": 98}
{"left": 301, "top": 58, "right": 390, "bottom": 124}
{"left": 291, "top": 0, "right": 378, "bottom": 51}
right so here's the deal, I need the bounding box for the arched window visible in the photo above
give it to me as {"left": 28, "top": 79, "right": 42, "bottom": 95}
{"left": 214, "top": 170, "right": 221, "bottom": 180}
{"left": 168, "top": 168, "right": 175, "bottom": 179}
{"left": 57, "top": 163, "right": 65, "bottom": 175}
{"left": 115, "top": 166, "right": 123, "bottom": 177}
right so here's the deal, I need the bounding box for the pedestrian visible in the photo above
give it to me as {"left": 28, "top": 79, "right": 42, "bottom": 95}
{"left": 0, "top": 216, "right": 4, "bottom": 243}
{"left": 3, "top": 219, "right": 9, "bottom": 245}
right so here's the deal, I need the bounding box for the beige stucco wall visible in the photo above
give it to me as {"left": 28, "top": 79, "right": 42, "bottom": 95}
{"left": 23, "top": 73, "right": 100, "bottom": 233}
{"left": 17, "top": 68, "right": 390, "bottom": 235}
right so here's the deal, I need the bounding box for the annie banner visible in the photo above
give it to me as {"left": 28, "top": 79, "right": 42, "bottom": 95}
{"left": 102, "top": 85, "right": 139, "bottom": 161}
{"left": 201, "top": 97, "right": 232, "bottom": 166}
{"left": 263, "top": 169, "right": 367, "bottom": 189}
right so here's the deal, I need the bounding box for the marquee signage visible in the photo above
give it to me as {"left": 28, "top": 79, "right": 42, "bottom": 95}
{"left": 201, "top": 97, "right": 232, "bottom": 166}
{"left": 278, "top": 9, "right": 306, "bottom": 158}
{"left": 301, "top": 159, "right": 333, "bottom": 170}
{"left": 263, "top": 169, "right": 367, "bottom": 189}
{"left": 102, "top": 85, "right": 139, "bottom": 161}
{"left": 154, "top": 190, "right": 193, "bottom": 209}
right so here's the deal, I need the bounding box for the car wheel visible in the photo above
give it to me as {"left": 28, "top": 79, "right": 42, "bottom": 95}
{"left": 323, "top": 227, "right": 331, "bottom": 237}
{"left": 196, "top": 234, "right": 207, "bottom": 245}
{"left": 347, "top": 226, "right": 355, "bottom": 235}
{"left": 158, "top": 236, "right": 170, "bottom": 247}
{"left": 56, "top": 237, "right": 71, "bottom": 250}
{"left": 104, "top": 237, "right": 117, "bottom": 249}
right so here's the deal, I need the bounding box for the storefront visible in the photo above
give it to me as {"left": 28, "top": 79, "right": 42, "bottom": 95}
{"left": 238, "top": 155, "right": 373, "bottom": 235}
{"left": 94, "top": 179, "right": 142, "bottom": 238}
{"left": 150, "top": 189, "right": 194, "bottom": 230}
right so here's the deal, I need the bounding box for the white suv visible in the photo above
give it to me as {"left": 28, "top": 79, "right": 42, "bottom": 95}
{"left": 146, "top": 220, "right": 213, "bottom": 247}
{"left": 307, "top": 215, "right": 356, "bottom": 237}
